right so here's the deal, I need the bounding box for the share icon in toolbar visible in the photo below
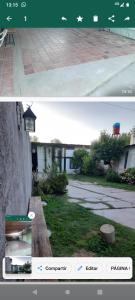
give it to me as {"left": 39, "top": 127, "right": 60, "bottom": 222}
{"left": 108, "top": 15, "right": 115, "bottom": 22}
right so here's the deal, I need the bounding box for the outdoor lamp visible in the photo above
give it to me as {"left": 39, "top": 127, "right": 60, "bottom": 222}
{"left": 23, "top": 106, "right": 37, "bottom": 132}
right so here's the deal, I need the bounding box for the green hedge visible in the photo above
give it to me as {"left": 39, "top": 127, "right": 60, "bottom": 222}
{"left": 120, "top": 168, "right": 135, "bottom": 185}
{"left": 106, "top": 169, "right": 120, "bottom": 183}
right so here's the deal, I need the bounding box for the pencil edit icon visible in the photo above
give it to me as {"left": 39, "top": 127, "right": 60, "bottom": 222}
{"left": 77, "top": 265, "right": 83, "bottom": 272}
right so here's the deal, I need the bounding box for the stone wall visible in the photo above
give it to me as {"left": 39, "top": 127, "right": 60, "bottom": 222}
{"left": 0, "top": 102, "right": 32, "bottom": 278}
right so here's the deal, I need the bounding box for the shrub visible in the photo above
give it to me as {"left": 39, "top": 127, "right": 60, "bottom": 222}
{"left": 81, "top": 155, "right": 105, "bottom": 177}
{"left": 126, "top": 168, "right": 135, "bottom": 175}
{"left": 120, "top": 168, "right": 135, "bottom": 185}
{"left": 72, "top": 149, "right": 89, "bottom": 174}
{"left": 47, "top": 173, "right": 68, "bottom": 194}
{"left": 82, "top": 156, "right": 96, "bottom": 175}
{"left": 32, "top": 172, "right": 41, "bottom": 196}
{"left": 45, "top": 162, "right": 58, "bottom": 179}
{"left": 32, "top": 162, "right": 68, "bottom": 195}
{"left": 33, "top": 173, "right": 68, "bottom": 196}
{"left": 94, "top": 164, "right": 105, "bottom": 177}
{"left": 106, "top": 169, "right": 120, "bottom": 183}
{"left": 32, "top": 182, "right": 40, "bottom": 196}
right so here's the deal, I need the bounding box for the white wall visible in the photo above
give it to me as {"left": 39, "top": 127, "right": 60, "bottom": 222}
{"left": 109, "top": 28, "right": 135, "bottom": 40}
{"left": 46, "top": 147, "right": 52, "bottom": 170}
{"left": 36, "top": 145, "right": 90, "bottom": 175}
{"left": 117, "top": 147, "right": 135, "bottom": 173}
{"left": 126, "top": 148, "right": 135, "bottom": 169}
{"left": 117, "top": 154, "right": 125, "bottom": 173}
{"left": 37, "top": 146, "right": 45, "bottom": 173}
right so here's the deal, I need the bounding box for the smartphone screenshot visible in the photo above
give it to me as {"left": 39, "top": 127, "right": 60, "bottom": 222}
{"left": 0, "top": 1, "right": 135, "bottom": 299}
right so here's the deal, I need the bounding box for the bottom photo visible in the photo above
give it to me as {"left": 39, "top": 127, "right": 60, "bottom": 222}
{"left": 0, "top": 100, "right": 135, "bottom": 282}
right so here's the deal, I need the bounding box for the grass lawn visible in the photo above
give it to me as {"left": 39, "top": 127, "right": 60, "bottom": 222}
{"left": 68, "top": 174, "right": 135, "bottom": 191}
{"left": 43, "top": 194, "right": 135, "bottom": 280}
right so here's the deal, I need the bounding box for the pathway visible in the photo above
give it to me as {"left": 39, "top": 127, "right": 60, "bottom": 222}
{"left": 68, "top": 180, "right": 135, "bottom": 229}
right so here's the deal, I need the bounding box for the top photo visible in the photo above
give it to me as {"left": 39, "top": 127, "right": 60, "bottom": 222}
{"left": 0, "top": 28, "right": 135, "bottom": 97}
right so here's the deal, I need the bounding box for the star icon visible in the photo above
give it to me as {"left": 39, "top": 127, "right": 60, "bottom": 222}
{"left": 77, "top": 16, "right": 83, "bottom": 22}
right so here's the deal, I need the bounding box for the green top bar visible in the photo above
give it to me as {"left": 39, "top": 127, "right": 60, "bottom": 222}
{"left": 0, "top": 0, "right": 135, "bottom": 27}
{"left": 5, "top": 215, "right": 31, "bottom": 221}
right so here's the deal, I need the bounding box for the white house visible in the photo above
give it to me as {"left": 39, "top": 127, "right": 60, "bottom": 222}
{"left": 115, "top": 130, "right": 135, "bottom": 173}
{"left": 31, "top": 142, "right": 90, "bottom": 175}
{"left": 117, "top": 144, "right": 135, "bottom": 173}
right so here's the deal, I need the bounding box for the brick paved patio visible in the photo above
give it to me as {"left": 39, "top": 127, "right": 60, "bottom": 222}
{"left": 1, "top": 28, "right": 135, "bottom": 96}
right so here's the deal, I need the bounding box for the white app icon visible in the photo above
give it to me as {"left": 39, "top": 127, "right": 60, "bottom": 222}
{"left": 28, "top": 211, "right": 35, "bottom": 220}
{"left": 93, "top": 15, "right": 99, "bottom": 22}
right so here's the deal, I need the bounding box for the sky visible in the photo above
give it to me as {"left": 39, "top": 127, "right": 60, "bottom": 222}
{"left": 9, "top": 257, "right": 31, "bottom": 266}
{"left": 24, "top": 101, "right": 135, "bottom": 145}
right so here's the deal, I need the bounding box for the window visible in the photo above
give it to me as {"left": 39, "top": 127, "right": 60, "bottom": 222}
{"left": 124, "top": 151, "right": 129, "bottom": 169}
{"left": 70, "top": 158, "right": 75, "bottom": 169}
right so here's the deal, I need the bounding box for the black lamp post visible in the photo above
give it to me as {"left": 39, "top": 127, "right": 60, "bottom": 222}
{"left": 23, "top": 106, "right": 37, "bottom": 132}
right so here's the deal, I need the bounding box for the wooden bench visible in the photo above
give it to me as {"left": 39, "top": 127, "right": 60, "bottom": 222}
{"left": 29, "top": 197, "right": 52, "bottom": 257}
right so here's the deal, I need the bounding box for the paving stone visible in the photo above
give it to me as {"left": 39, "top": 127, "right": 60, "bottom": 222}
{"left": 98, "top": 196, "right": 114, "bottom": 202}
{"left": 104, "top": 199, "right": 133, "bottom": 208}
{"left": 68, "top": 186, "right": 96, "bottom": 199}
{"left": 92, "top": 208, "right": 135, "bottom": 229}
{"left": 84, "top": 197, "right": 102, "bottom": 202}
{"left": 80, "top": 202, "right": 109, "bottom": 210}
{"left": 68, "top": 199, "right": 80, "bottom": 204}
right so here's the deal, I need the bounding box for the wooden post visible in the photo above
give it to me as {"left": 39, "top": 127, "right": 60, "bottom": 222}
{"left": 100, "top": 224, "right": 115, "bottom": 244}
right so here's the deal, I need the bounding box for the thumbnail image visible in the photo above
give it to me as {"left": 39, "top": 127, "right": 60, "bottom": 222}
{"left": 5, "top": 257, "right": 32, "bottom": 274}
{"left": 0, "top": 28, "right": 135, "bottom": 96}
{"left": 5, "top": 221, "right": 32, "bottom": 257}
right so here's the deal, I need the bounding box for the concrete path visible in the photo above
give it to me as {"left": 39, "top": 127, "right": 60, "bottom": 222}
{"left": 68, "top": 180, "right": 135, "bottom": 229}
{"left": 90, "top": 61, "right": 135, "bottom": 97}
{"left": 20, "top": 54, "right": 135, "bottom": 97}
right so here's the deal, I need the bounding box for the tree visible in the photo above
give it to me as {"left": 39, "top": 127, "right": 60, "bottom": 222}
{"left": 120, "top": 132, "right": 130, "bottom": 145}
{"left": 20, "top": 262, "right": 32, "bottom": 274}
{"left": 72, "top": 149, "right": 89, "bottom": 174}
{"left": 91, "top": 131, "right": 129, "bottom": 168}
{"left": 30, "top": 135, "right": 39, "bottom": 142}
{"left": 50, "top": 138, "right": 62, "bottom": 144}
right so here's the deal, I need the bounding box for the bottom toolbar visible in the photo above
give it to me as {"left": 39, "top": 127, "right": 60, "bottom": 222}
{"left": 3, "top": 257, "right": 132, "bottom": 280}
